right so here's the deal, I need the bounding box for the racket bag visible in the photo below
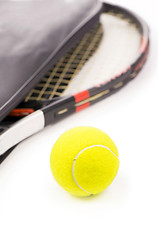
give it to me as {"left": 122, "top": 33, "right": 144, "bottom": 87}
{"left": 0, "top": 0, "right": 102, "bottom": 121}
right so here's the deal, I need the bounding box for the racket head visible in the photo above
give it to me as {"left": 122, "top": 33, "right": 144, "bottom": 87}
{"left": 0, "top": 2, "right": 149, "bottom": 162}
{"left": 9, "top": 3, "right": 149, "bottom": 118}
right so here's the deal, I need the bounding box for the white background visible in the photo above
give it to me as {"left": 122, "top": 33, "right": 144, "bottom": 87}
{"left": 0, "top": 0, "right": 158, "bottom": 239}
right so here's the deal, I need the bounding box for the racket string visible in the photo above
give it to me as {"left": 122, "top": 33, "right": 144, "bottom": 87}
{"left": 25, "top": 24, "right": 103, "bottom": 102}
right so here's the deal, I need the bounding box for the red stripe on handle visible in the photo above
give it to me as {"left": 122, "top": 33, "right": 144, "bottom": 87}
{"left": 74, "top": 90, "right": 89, "bottom": 103}
{"left": 76, "top": 102, "right": 90, "bottom": 112}
{"left": 9, "top": 109, "right": 34, "bottom": 117}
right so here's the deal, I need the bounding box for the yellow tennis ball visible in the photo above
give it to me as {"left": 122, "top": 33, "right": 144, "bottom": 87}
{"left": 50, "top": 127, "right": 119, "bottom": 197}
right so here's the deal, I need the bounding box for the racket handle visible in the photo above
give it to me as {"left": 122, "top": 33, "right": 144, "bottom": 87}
{"left": 0, "top": 110, "right": 45, "bottom": 156}
{"left": 0, "top": 96, "right": 75, "bottom": 156}
{"left": 43, "top": 96, "right": 75, "bottom": 126}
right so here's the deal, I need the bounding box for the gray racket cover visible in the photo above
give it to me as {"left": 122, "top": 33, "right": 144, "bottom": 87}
{"left": 0, "top": 0, "right": 102, "bottom": 121}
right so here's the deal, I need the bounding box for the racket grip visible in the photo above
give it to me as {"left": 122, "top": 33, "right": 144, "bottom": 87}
{"left": 43, "top": 96, "right": 75, "bottom": 126}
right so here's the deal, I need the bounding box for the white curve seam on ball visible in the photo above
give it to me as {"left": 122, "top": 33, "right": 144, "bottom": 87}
{"left": 72, "top": 145, "right": 119, "bottom": 195}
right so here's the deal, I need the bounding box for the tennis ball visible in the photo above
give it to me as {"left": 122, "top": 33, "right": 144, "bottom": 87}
{"left": 50, "top": 127, "right": 119, "bottom": 197}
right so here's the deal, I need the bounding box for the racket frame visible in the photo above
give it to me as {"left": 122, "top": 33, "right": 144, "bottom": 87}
{"left": 0, "top": 2, "right": 150, "bottom": 161}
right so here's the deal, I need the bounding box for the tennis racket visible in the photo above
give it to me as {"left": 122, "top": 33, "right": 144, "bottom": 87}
{"left": 0, "top": 2, "right": 149, "bottom": 163}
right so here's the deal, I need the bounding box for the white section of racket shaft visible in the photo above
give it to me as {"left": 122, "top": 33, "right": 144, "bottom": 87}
{"left": 0, "top": 110, "right": 45, "bottom": 156}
